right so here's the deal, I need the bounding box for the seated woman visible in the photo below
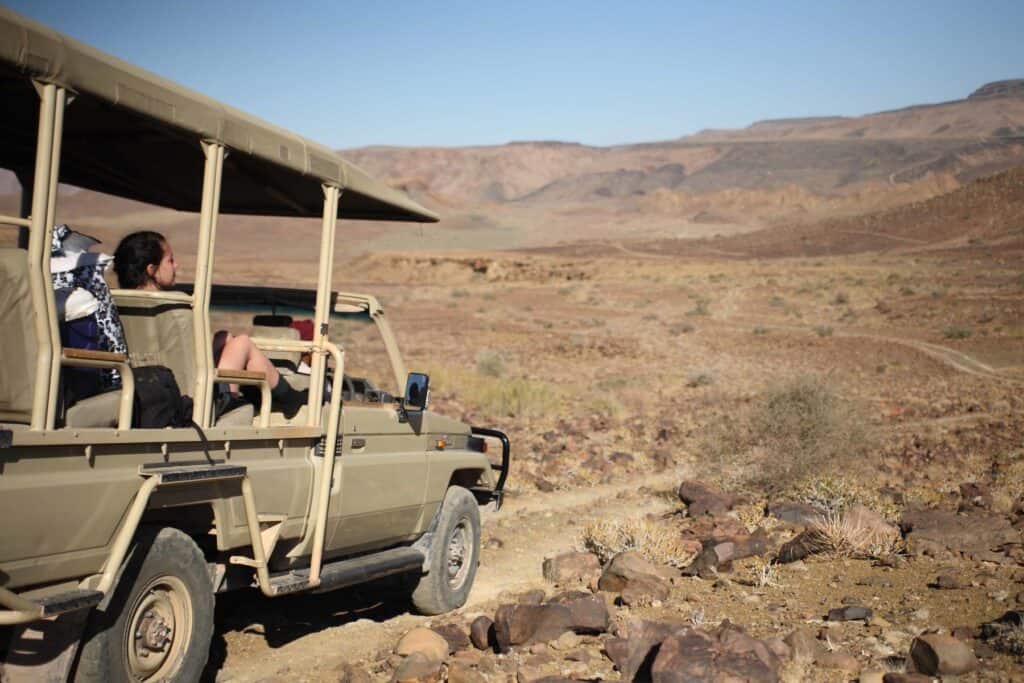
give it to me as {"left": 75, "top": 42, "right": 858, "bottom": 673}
{"left": 113, "top": 231, "right": 306, "bottom": 417}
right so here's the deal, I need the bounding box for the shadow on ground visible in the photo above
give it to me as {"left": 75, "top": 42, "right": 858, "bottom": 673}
{"left": 201, "top": 577, "right": 415, "bottom": 681}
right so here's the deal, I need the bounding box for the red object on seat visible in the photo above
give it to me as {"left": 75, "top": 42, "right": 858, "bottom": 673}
{"left": 290, "top": 319, "right": 314, "bottom": 341}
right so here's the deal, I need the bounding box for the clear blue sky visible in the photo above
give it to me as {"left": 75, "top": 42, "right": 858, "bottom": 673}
{"left": 6, "top": 1, "right": 1023, "bottom": 148}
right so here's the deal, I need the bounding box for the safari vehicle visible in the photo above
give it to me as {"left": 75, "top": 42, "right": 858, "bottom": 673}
{"left": 0, "top": 9, "right": 509, "bottom": 682}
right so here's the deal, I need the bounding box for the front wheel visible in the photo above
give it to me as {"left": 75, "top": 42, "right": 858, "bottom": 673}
{"left": 411, "top": 486, "right": 481, "bottom": 615}
{"left": 73, "top": 526, "right": 214, "bottom": 682}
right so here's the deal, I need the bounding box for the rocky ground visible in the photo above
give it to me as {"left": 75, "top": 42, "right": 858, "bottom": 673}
{"left": 202, "top": 222, "right": 1023, "bottom": 682}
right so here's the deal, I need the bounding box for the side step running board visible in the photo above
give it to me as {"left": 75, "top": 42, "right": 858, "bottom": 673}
{"left": 33, "top": 589, "right": 103, "bottom": 618}
{"left": 268, "top": 547, "right": 425, "bottom": 596}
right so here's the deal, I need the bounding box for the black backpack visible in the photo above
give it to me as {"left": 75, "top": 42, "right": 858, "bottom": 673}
{"left": 132, "top": 366, "right": 193, "bottom": 428}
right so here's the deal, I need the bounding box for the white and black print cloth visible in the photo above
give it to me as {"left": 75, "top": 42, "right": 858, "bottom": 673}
{"left": 50, "top": 224, "right": 128, "bottom": 389}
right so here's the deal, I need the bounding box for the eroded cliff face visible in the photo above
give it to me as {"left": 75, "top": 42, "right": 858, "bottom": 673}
{"left": 969, "top": 79, "right": 1024, "bottom": 100}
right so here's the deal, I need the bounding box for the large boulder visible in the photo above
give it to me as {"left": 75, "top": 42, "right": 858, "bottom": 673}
{"left": 492, "top": 603, "right": 573, "bottom": 652}
{"left": 678, "top": 480, "right": 736, "bottom": 517}
{"left": 395, "top": 627, "right": 450, "bottom": 663}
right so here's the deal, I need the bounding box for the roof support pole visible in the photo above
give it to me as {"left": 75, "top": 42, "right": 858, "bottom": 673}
{"left": 307, "top": 184, "right": 341, "bottom": 427}
{"left": 42, "top": 87, "right": 67, "bottom": 429}
{"left": 192, "top": 141, "right": 225, "bottom": 427}
{"left": 16, "top": 171, "right": 31, "bottom": 249}
{"left": 25, "top": 82, "right": 62, "bottom": 430}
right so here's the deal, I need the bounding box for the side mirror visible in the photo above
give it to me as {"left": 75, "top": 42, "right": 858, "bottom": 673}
{"left": 403, "top": 372, "right": 430, "bottom": 411}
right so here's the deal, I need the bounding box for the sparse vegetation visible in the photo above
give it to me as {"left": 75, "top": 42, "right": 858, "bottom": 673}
{"left": 814, "top": 324, "right": 833, "bottom": 337}
{"left": 686, "top": 369, "right": 716, "bottom": 388}
{"left": 579, "top": 518, "right": 699, "bottom": 568}
{"left": 753, "top": 325, "right": 768, "bottom": 335}
{"left": 475, "top": 349, "right": 505, "bottom": 377}
{"left": 832, "top": 291, "right": 848, "bottom": 305}
{"left": 700, "top": 374, "right": 871, "bottom": 493}
{"left": 943, "top": 325, "right": 972, "bottom": 339}
{"left": 688, "top": 297, "right": 711, "bottom": 316}
{"left": 669, "top": 321, "right": 696, "bottom": 335}
{"left": 451, "top": 288, "right": 470, "bottom": 298}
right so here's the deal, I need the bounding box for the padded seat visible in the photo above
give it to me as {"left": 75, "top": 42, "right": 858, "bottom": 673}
{"left": 113, "top": 290, "right": 255, "bottom": 427}
{"left": 65, "top": 389, "right": 121, "bottom": 428}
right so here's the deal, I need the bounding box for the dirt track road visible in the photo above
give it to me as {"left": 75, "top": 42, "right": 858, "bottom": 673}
{"left": 206, "top": 468, "right": 686, "bottom": 681}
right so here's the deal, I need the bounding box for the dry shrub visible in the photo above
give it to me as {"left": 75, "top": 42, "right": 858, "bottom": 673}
{"left": 797, "top": 476, "right": 902, "bottom": 521}
{"left": 801, "top": 509, "right": 901, "bottom": 559}
{"left": 579, "top": 518, "right": 698, "bottom": 568}
{"left": 986, "top": 622, "right": 1024, "bottom": 658}
{"left": 701, "top": 373, "right": 871, "bottom": 494}
{"left": 420, "top": 361, "right": 559, "bottom": 418}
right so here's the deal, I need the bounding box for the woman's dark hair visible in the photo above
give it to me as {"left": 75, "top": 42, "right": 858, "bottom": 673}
{"left": 113, "top": 231, "right": 166, "bottom": 289}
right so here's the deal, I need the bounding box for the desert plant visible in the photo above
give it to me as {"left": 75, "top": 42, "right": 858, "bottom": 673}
{"left": 832, "top": 292, "right": 849, "bottom": 305}
{"left": 579, "top": 518, "right": 699, "bottom": 568}
{"left": 814, "top": 325, "right": 833, "bottom": 337}
{"left": 700, "top": 374, "right": 871, "bottom": 493}
{"left": 451, "top": 288, "right": 470, "bottom": 298}
{"left": 803, "top": 510, "right": 901, "bottom": 559}
{"left": 753, "top": 325, "right": 769, "bottom": 335}
{"left": 475, "top": 349, "right": 505, "bottom": 377}
{"left": 686, "top": 369, "right": 715, "bottom": 388}
{"left": 688, "top": 297, "right": 711, "bottom": 316}
{"left": 943, "top": 325, "right": 972, "bottom": 339}
{"left": 586, "top": 395, "right": 624, "bottom": 419}
{"left": 669, "top": 321, "right": 696, "bottom": 335}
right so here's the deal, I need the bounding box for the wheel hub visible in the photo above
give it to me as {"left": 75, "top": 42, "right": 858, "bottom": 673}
{"left": 137, "top": 610, "right": 173, "bottom": 653}
{"left": 446, "top": 517, "right": 472, "bottom": 589}
{"left": 125, "top": 575, "right": 192, "bottom": 681}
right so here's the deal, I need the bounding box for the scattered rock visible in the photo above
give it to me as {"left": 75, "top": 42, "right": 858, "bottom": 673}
{"left": 430, "top": 623, "right": 469, "bottom": 653}
{"left": 815, "top": 650, "right": 860, "bottom": 674}
{"left": 677, "top": 480, "right": 736, "bottom": 517}
{"left": 882, "top": 674, "right": 934, "bottom": 683}
{"left": 395, "top": 627, "right": 449, "bottom": 663}
{"left": 909, "top": 633, "right": 978, "bottom": 676}
{"left": 549, "top": 591, "right": 610, "bottom": 634}
{"left": 603, "top": 619, "right": 677, "bottom": 683}
{"left": 682, "top": 547, "right": 722, "bottom": 579}
{"left": 518, "top": 589, "right": 546, "bottom": 605}
{"left": 959, "top": 482, "right": 992, "bottom": 511}
{"left": 542, "top": 551, "right": 602, "bottom": 586}
{"left": 446, "top": 661, "right": 486, "bottom": 683}
{"left": 844, "top": 504, "right": 900, "bottom": 547}
{"left": 785, "top": 628, "right": 824, "bottom": 663}
{"left": 827, "top": 606, "right": 873, "bottom": 622}
{"left": 776, "top": 530, "right": 820, "bottom": 564}
{"left": 598, "top": 551, "right": 669, "bottom": 593}
{"left": 493, "top": 603, "right": 573, "bottom": 652}
{"left": 651, "top": 626, "right": 778, "bottom": 682}
{"left": 336, "top": 662, "right": 373, "bottom": 683}
{"left": 932, "top": 573, "right": 965, "bottom": 590}
{"left": 392, "top": 651, "right": 441, "bottom": 682}
{"left": 901, "top": 508, "right": 1020, "bottom": 559}
{"left": 766, "top": 501, "right": 825, "bottom": 526}
{"left": 469, "top": 616, "right": 494, "bottom": 651}
{"left": 620, "top": 574, "right": 671, "bottom": 606}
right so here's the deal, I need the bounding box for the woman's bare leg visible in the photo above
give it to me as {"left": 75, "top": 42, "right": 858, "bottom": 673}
{"left": 217, "top": 333, "right": 280, "bottom": 393}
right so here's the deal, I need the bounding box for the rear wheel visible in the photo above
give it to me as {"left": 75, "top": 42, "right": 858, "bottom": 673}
{"left": 411, "top": 486, "right": 481, "bottom": 615}
{"left": 73, "top": 526, "right": 214, "bottom": 682}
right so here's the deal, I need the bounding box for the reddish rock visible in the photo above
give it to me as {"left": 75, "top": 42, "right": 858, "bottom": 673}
{"left": 493, "top": 603, "right": 573, "bottom": 652}
{"left": 620, "top": 574, "right": 671, "bottom": 606}
{"left": 784, "top": 628, "right": 824, "bottom": 661}
{"left": 395, "top": 627, "right": 449, "bottom": 662}
{"left": 909, "top": 634, "right": 978, "bottom": 676}
{"left": 901, "top": 508, "right": 1020, "bottom": 557}
{"left": 430, "top": 623, "right": 469, "bottom": 653}
{"left": 604, "top": 619, "right": 678, "bottom": 682}
{"left": 598, "top": 551, "right": 665, "bottom": 593}
{"left": 651, "top": 626, "right": 778, "bottom": 682}
{"left": 678, "top": 480, "right": 736, "bottom": 516}
{"left": 766, "top": 501, "right": 825, "bottom": 526}
{"left": 815, "top": 650, "right": 860, "bottom": 673}
{"left": 392, "top": 651, "right": 441, "bottom": 682}
{"left": 549, "top": 591, "right": 610, "bottom": 634}
{"left": 469, "top": 616, "right": 494, "bottom": 651}
{"left": 776, "top": 529, "right": 821, "bottom": 563}
{"left": 541, "top": 551, "right": 602, "bottom": 586}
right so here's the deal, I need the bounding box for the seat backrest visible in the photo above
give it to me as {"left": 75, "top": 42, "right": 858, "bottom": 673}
{"left": 112, "top": 290, "right": 196, "bottom": 397}
{"left": 0, "top": 249, "right": 36, "bottom": 424}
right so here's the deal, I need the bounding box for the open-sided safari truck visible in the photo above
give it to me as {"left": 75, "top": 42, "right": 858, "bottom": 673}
{"left": 0, "top": 9, "right": 509, "bottom": 682}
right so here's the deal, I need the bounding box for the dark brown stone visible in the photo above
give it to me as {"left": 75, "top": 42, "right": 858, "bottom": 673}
{"left": 469, "top": 615, "right": 494, "bottom": 651}
{"left": 430, "top": 623, "right": 469, "bottom": 653}
{"left": 909, "top": 634, "right": 978, "bottom": 675}
{"left": 493, "top": 603, "right": 573, "bottom": 653}
{"left": 598, "top": 551, "right": 665, "bottom": 592}
{"left": 651, "top": 627, "right": 778, "bottom": 682}
{"left": 827, "top": 606, "right": 872, "bottom": 621}
{"left": 678, "top": 480, "right": 736, "bottom": 517}
{"left": 776, "top": 529, "right": 822, "bottom": 563}
{"left": 900, "top": 508, "right": 1020, "bottom": 557}
{"left": 603, "top": 619, "right": 677, "bottom": 683}
{"left": 548, "top": 591, "right": 610, "bottom": 634}
{"left": 620, "top": 574, "right": 671, "bottom": 606}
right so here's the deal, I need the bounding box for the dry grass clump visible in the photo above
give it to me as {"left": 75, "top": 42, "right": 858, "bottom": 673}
{"left": 804, "top": 511, "right": 901, "bottom": 559}
{"left": 797, "top": 476, "right": 902, "bottom": 521}
{"left": 579, "top": 518, "right": 699, "bottom": 568}
{"left": 701, "top": 374, "right": 872, "bottom": 494}
{"left": 421, "top": 362, "right": 559, "bottom": 418}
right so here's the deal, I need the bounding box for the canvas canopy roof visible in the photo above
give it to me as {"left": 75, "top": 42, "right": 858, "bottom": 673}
{"left": 0, "top": 7, "right": 437, "bottom": 222}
